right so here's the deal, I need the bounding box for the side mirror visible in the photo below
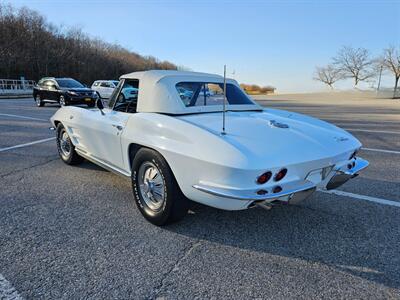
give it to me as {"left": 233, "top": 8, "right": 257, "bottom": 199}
{"left": 96, "top": 98, "right": 104, "bottom": 109}
{"left": 96, "top": 99, "right": 105, "bottom": 115}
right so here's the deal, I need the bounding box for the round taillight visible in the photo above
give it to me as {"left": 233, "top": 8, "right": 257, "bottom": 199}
{"left": 273, "top": 186, "right": 282, "bottom": 193}
{"left": 256, "top": 189, "right": 268, "bottom": 195}
{"left": 256, "top": 171, "right": 272, "bottom": 184}
{"left": 274, "top": 168, "right": 287, "bottom": 181}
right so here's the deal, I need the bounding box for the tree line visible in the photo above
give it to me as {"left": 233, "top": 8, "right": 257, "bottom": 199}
{"left": 240, "top": 83, "right": 276, "bottom": 95}
{"left": 0, "top": 4, "right": 177, "bottom": 85}
{"left": 314, "top": 46, "right": 400, "bottom": 98}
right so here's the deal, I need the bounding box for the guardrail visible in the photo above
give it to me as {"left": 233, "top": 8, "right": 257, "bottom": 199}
{"left": 0, "top": 79, "right": 36, "bottom": 96}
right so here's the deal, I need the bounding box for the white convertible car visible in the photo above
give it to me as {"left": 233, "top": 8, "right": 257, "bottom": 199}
{"left": 50, "top": 70, "right": 368, "bottom": 225}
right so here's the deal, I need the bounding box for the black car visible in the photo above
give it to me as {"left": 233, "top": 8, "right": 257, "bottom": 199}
{"left": 33, "top": 77, "right": 98, "bottom": 107}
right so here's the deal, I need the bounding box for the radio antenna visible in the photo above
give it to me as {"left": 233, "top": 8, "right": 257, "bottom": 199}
{"left": 221, "top": 65, "right": 227, "bottom": 135}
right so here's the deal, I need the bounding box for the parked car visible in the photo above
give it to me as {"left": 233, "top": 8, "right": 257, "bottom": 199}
{"left": 50, "top": 70, "right": 368, "bottom": 226}
{"left": 119, "top": 86, "right": 138, "bottom": 102}
{"left": 33, "top": 77, "right": 98, "bottom": 107}
{"left": 91, "top": 80, "right": 119, "bottom": 99}
{"left": 177, "top": 86, "right": 194, "bottom": 98}
{"left": 199, "top": 86, "right": 211, "bottom": 97}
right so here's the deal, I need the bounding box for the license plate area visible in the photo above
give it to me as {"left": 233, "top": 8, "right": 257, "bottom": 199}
{"left": 305, "top": 166, "right": 334, "bottom": 184}
{"left": 306, "top": 170, "right": 322, "bottom": 184}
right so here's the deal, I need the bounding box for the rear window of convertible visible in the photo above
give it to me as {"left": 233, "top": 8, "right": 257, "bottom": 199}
{"left": 176, "top": 82, "right": 253, "bottom": 107}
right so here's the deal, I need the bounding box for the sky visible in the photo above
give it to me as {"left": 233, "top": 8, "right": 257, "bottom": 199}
{"left": 10, "top": 0, "right": 400, "bottom": 93}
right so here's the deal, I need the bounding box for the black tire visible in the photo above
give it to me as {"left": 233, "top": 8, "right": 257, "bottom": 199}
{"left": 131, "top": 148, "right": 188, "bottom": 226}
{"left": 59, "top": 95, "right": 67, "bottom": 106}
{"left": 34, "top": 94, "right": 44, "bottom": 107}
{"left": 87, "top": 101, "right": 95, "bottom": 108}
{"left": 56, "top": 123, "right": 84, "bottom": 165}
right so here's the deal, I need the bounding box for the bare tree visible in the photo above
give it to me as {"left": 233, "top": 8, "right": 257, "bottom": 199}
{"left": 333, "top": 46, "right": 374, "bottom": 87}
{"left": 314, "top": 65, "right": 342, "bottom": 89}
{"left": 380, "top": 46, "right": 400, "bottom": 99}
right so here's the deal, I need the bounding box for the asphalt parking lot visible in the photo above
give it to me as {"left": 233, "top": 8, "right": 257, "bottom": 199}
{"left": 0, "top": 95, "right": 399, "bottom": 299}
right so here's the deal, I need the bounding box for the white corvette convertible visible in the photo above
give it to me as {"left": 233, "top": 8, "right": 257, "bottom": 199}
{"left": 50, "top": 70, "right": 368, "bottom": 225}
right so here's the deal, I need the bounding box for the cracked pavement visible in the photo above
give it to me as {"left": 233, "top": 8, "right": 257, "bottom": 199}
{"left": 0, "top": 97, "right": 399, "bottom": 299}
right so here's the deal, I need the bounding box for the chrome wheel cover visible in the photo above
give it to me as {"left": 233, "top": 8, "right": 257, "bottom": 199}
{"left": 59, "top": 130, "right": 71, "bottom": 157}
{"left": 60, "top": 96, "right": 65, "bottom": 106}
{"left": 35, "top": 95, "right": 41, "bottom": 106}
{"left": 138, "top": 162, "right": 165, "bottom": 211}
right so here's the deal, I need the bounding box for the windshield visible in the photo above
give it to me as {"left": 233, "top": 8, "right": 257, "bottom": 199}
{"left": 56, "top": 79, "right": 85, "bottom": 88}
{"left": 176, "top": 82, "right": 253, "bottom": 107}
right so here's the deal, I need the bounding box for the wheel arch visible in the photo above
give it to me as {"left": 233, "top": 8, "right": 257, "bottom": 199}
{"left": 128, "top": 143, "right": 143, "bottom": 170}
{"left": 127, "top": 143, "right": 185, "bottom": 193}
{"left": 128, "top": 143, "right": 174, "bottom": 173}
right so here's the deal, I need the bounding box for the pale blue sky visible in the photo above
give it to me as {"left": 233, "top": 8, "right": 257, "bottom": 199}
{"left": 11, "top": 0, "right": 400, "bottom": 92}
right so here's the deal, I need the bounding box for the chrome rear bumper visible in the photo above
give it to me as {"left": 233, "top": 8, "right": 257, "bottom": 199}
{"left": 326, "top": 157, "right": 369, "bottom": 190}
{"left": 192, "top": 157, "right": 369, "bottom": 209}
{"left": 193, "top": 179, "right": 316, "bottom": 202}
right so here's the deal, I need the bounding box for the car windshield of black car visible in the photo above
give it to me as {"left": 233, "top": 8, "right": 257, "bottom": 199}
{"left": 56, "top": 79, "right": 84, "bottom": 88}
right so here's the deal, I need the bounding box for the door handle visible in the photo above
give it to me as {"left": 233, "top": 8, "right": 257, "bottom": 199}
{"left": 112, "top": 124, "right": 123, "bottom": 131}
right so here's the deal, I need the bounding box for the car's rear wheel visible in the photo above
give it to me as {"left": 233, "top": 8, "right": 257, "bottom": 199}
{"left": 56, "top": 123, "right": 84, "bottom": 165}
{"left": 131, "top": 148, "right": 188, "bottom": 226}
{"left": 59, "top": 95, "right": 67, "bottom": 106}
{"left": 34, "top": 94, "right": 44, "bottom": 107}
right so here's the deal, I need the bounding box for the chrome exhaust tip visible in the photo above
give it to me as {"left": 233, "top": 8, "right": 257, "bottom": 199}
{"left": 254, "top": 201, "right": 273, "bottom": 210}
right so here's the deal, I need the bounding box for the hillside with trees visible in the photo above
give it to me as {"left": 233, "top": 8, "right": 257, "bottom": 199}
{"left": 0, "top": 4, "right": 177, "bottom": 85}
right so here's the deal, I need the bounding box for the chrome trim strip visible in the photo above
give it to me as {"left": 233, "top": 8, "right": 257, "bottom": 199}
{"left": 111, "top": 79, "right": 125, "bottom": 110}
{"left": 75, "top": 149, "right": 131, "bottom": 179}
{"left": 192, "top": 180, "right": 316, "bottom": 201}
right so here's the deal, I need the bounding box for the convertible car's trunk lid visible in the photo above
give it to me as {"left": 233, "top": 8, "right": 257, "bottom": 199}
{"left": 178, "top": 109, "right": 360, "bottom": 167}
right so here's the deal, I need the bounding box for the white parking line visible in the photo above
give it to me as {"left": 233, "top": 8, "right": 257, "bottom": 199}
{"left": 320, "top": 189, "right": 400, "bottom": 208}
{"left": 0, "top": 273, "right": 23, "bottom": 300}
{"left": 344, "top": 128, "right": 400, "bottom": 135}
{"left": 334, "top": 120, "right": 399, "bottom": 125}
{"left": 0, "top": 137, "right": 55, "bottom": 153}
{"left": 362, "top": 147, "right": 400, "bottom": 155}
{"left": 0, "top": 113, "right": 48, "bottom": 122}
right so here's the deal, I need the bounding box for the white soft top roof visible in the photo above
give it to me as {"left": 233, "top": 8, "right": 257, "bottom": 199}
{"left": 119, "top": 70, "right": 262, "bottom": 114}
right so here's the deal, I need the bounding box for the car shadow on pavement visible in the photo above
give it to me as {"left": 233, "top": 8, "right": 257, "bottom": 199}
{"left": 74, "top": 161, "right": 109, "bottom": 172}
{"left": 166, "top": 195, "right": 400, "bottom": 290}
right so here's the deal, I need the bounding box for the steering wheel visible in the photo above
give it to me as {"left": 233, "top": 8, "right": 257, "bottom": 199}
{"left": 125, "top": 100, "right": 137, "bottom": 113}
{"left": 118, "top": 94, "right": 126, "bottom": 103}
